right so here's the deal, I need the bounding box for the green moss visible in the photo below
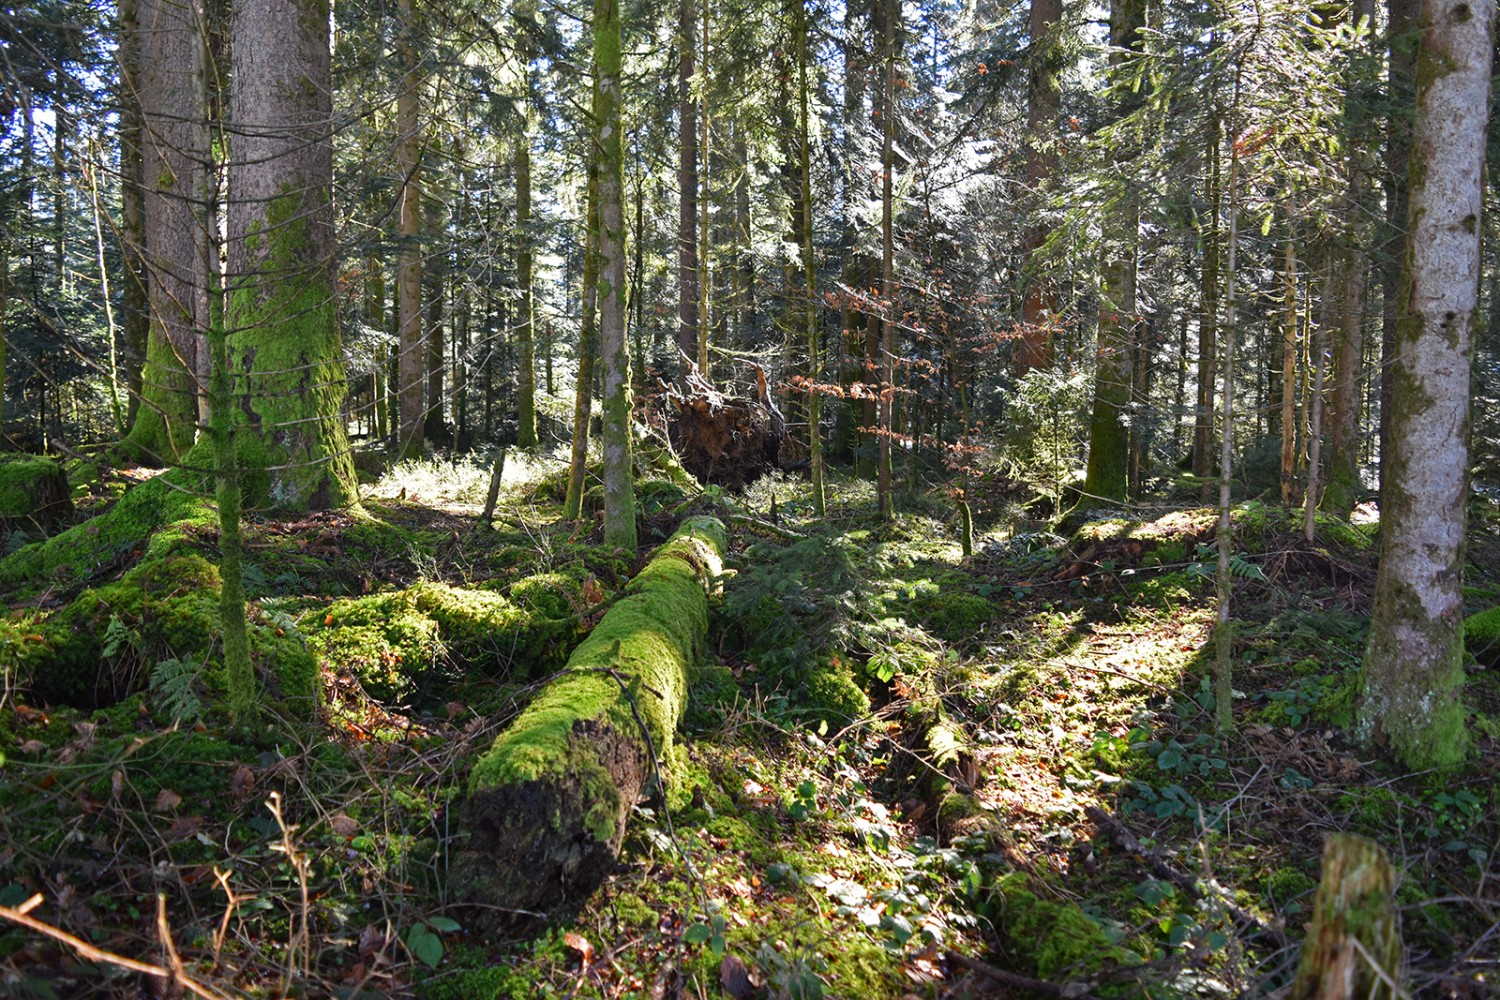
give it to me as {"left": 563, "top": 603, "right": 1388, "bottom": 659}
{"left": 799, "top": 661, "right": 871, "bottom": 724}
{"left": 1464, "top": 607, "right": 1500, "bottom": 667}
{"left": 1131, "top": 570, "right": 1201, "bottom": 609}
{"left": 466, "top": 518, "right": 725, "bottom": 818}
{"left": 917, "top": 591, "right": 993, "bottom": 642}
{"left": 0, "top": 454, "right": 70, "bottom": 520}
{"left": 992, "top": 873, "right": 1138, "bottom": 979}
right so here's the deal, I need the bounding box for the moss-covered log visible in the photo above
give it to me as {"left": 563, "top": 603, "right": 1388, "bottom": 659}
{"left": 0, "top": 454, "right": 72, "bottom": 526}
{"left": 459, "top": 516, "right": 725, "bottom": 915}
{"left": 1290, "top": 833, "right": 1401, "bottom": 1000}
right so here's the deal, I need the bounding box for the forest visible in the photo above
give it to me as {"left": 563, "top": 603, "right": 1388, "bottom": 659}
{"left": 0, "top": 0, "right": 1497, "bottom": 995}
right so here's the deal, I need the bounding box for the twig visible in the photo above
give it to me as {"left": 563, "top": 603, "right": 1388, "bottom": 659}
{"left": 1084, "top": 804, "right": 1291, "bottom": 948}
{"left": 726, "top": 512, "right": 804, "bottom": 540}
{"left": 0, "top": 894, "right": 224, "bottom": 1000}
{"left": 947, "top": 951, "right": 1105, "bottom": 999}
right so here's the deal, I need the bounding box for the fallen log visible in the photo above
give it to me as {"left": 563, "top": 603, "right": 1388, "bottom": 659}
{"left": 458, "top": 516, "right": 726, "bottom": 916}
{"left": 0, "top": 453, "right": 72, "bottom": 527}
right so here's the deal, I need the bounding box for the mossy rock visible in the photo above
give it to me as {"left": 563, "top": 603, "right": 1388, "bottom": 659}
{"left": 1465, "top": 607, "right": 1500, "bottom": 668}
{"left": 798, "top": 661, "right": 871, "bottom": 724}
{"left": 992, "top": 872, "right": 1139, "bottom": 980}
{"left": 915, "top": 591, "right": 993, "bottom": 643}
{"left": 0, "top": 453, "right": 72, "bottom": 525}
{"left": 309, "top": 577, "right": 581, "bottom": 700}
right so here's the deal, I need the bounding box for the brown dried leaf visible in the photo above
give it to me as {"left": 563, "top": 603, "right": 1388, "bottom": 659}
{"left": 718, "top": 955, "right": 755, "bottom": 999}
{"left": 17, "top": 739, "right": 46, "bottom": 755}
{"left": 229, "top": 765, "right": 256, "bottom": 802}
{"left": 166, "top": 814, "right": 201, "bottom": 839}
{"left": 155, "top": 788, "right": 183, "bottom": 812}
{"left": 357, "top": 924, "right": 387, "bottom": 959}
{"left": 562, "top": 930, "right": 594, "bottom": 965}
{"left": 329, "top": 813, "right": 359, "bottom": 838}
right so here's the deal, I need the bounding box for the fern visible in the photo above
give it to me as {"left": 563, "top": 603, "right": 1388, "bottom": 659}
{"left": 150, "top": 657, "right": 205, "bottom": 722}
{"left": 1185, "top": 554, "right": 1267, "bottom": 582}
{"left": 100, "top": 614, "right": 137, "bottom": 660}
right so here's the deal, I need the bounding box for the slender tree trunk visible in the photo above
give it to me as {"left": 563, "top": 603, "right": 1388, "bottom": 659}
{"left": 515, "top": 31, "right": 538, "bottom": 446}
{"left": 793, "top": 0, "right": 825, "bottom": 516}
{"left": 876, "top": 0, "right": 897, "bottom": 521}
{"left": 596, "top": 0, "right": 635, "bottom": 550}
{"left": 1213, "top": 142, "right": 1242, "bottom": 737}
{"left": 1193, "top": 111, "right": 1221, "bottom": 496}
{"left": 676, "top": 0, "right": 698, "bottom": 373}
{"left": 395, "top": 0, "right": 425, "bottom": 458}
{"left": 118, "top": 0, "right": 149, "bottom": 429}
{"left": 696, "top": 0, "right": 712, "bottom": 375}
{"left": 1378, "top": 0, "right": 1419, "bottom": 502}
{"left": 1359, "top": 0, "right": 1492, "bottom": 770}
{"left": 1280, "top": 238, "right": 1299, "bottom": 505}
{"left": 1083, "top": 0, "right": 1144, "bottom": 502}
{"left": 1304, "top": 258, "right": 1332, "bottom": 540}
{"left": 1016, "top": 0, "right": 1062, "bottom": 372}
{"left": 565, "top": 145, "right": 600, "bottom": 521}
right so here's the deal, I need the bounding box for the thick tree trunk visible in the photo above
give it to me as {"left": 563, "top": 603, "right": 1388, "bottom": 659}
{"left": 1016, "top": 0, "right": 1062, "bottom": 372}
{"left": 595, "top": 0, "right": 635, "bottom": 551}
{"left": 460, "top": 518, "right": 725, "bottom": 914}
{"left": 225, "top": 0, "right": 357, "bottom": 510}
{"left": 1359, "top": 0, "right": 1492, "bottom": 770}
{"left": 395, "top": 0, "right": 425, "bottom": 459}
{"left": 122, "top": 0, "right": 208, "bottom": 465}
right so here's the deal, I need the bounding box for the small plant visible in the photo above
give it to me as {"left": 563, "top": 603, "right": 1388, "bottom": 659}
{"left": 149, "top": 656, "right": 205, "bottom": 722}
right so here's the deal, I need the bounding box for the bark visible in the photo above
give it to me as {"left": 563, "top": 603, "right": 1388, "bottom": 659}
{"left": 677, "top": 0, "right": 699, "bottom": 373}
{"left": 460, "top": 518, "right": 725, "bottom": 915}
{"left": 1359, "top": 0, "right": 1492, "bottom": 770}
{"left": 116, "top": 0, "right": 149, "bottom": 429}
{"left": 1083, "top": 0, "right": 1144, "bottom": 502}
{"left": 564, "top": 144, "right": 599, "bottom": 522}
{"left": 1213, "top": 141, "right": 1242, "bottom": 737}
{"left": 395, "top": 0, "right": 425, "bottom": 458}
{"left": 1289, "top": 834, "right": 1401, "bottom": 1000}
{"left": 1323, "top": 245, "right": 1365, "bottom": 516}
{"left": 1304, "top": 257, "right": 1332, "bottom": 541}
{"left": 1280, "top": 238, "right": 1299, "bottom": 505}
{"left": 595, "top": 0, "right": 635, "bottom": 551}
{"left": 122, "top": 0, "right": 208, "bottom": 465}
{"left": 225, "top": 0, "right": 358, "bottom": 510}
{"left": 1378, "top": 0, "right": 1419, "bottom": 502}
{"left": 876, "top": 0, "right": 896, "bottom": 521}
{"left": 516, "top": 27, "right": 539, "bottom": 447}
{"left": 795, "top": 0, "right": 824, "bottom": 516}
{"left": 1192, "top": 113, "right": 1221, "bottom": 495}
{"left": 1016, "top": 0, "right": 1062, "bottom": 372}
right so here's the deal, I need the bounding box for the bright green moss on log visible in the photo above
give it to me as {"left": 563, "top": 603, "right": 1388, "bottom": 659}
{"left": 0, "top": 453, "right": 72, "bottom": 523}
{"left": 307, "top": 576, "right": 583, "bottom": 700}
{"left": 1465, "top": 607, "right": 1500, "bottom": 668}
{"left": 460, "top": 517, "right": 725, "bottom": 915}
{"left": 991, "top": 872, "right": 1139, "bottom": 980}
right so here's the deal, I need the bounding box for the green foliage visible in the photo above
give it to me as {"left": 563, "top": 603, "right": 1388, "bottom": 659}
{"left": 148, "top": 656, "right": 206, "bottom": 723}
{"left": 994, "top": 368, "right": 1090, "bottom": 508}
{"left": 1464, "top": 606, "right": 1500, "bottom": 667}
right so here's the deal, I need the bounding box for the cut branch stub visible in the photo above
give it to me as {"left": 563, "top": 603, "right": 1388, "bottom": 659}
{"left": 458, "top": 517, "right": 726, "bottom": 917}
{"left": 1289, "top": 833, "right": 1401, "bottom": 1000}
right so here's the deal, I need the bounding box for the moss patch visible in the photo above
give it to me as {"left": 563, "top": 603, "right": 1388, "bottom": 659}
{"left": 1464, "top": 607, "right": 1500, "bottom": 668}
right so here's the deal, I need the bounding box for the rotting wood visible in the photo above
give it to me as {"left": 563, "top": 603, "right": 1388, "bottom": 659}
{"left": 659, "top": 359, "right": 787, "bottom": 491}
{"left": 1289, "top": 833, "right": 1401, "bottom": 1000}
{"left": 458, "top": 517, "right": 726, "bottom": 917}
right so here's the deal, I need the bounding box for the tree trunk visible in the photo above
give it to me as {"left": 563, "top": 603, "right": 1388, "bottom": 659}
{"left": 565, "top": 143, "right": 600, "bottom": 521}
{"left": 876, "top": 0, "right": 897, "bottom": 521}
{"left": 1016, "top": 0, "right": 1062, "bottom": 372}
{"left": 122, "top": 0, "right": 208, "bottom": 465}
{"left": 225, "top": 0, "right": 358, "bottom": 510}
{"left": 795, "top": 0, "right": 824, "bottom": 516}
{"left": 515, "top": 30, "right": 539, "bottom": 447}
{"left": 595, "top": 0, "right": 636, "bottom": 551}
{"left": 1378, "top": 0, "right": 1419, "bottom": 504}
{"left": 1280, "top": 237, "right": 1299, "bottom": 505}
{"left": 460, "top": 518, "right": 725, "bottom": 914}
{"left": 1290, "top": 834, "right": 1401, "bottom": 1000}
{"left": 395, "top": 0, "right": 425, "bottom": 458}
{"left": 1083, "top": 0, "right": 1144, "bottom": 503}
{"left": 1359, "top": 0, "right": 1491, "bottom": 770}
{"left": 1193, "top": 112, "right": 1221, "bottom": 496}
{"left": 677, "top": 0, "right": 699, "bottom": 373}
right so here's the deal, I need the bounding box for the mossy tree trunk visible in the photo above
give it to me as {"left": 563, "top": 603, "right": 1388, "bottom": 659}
{"left": 595, "top": 0, "right": 635, "bottom": 551}
{"left": 225, "top": 0, "right": 357, "bottom": 511}
{"left": 1082, "top": 0, "right": 1144, "bottom": 504}
{"left": 395, "top": 0, "right": 425, "bottom": 459}
{"left": 461, "top": 517, "right": 725, "bottom": 914}
{"left": 1290, "top": 834, "right": 1401, "bottom": 1000}
{"left": 1358, "top": 0, "right": 1492, "bottom": 770}
{"left": 1015, "top": 0, "right": 1062, "bottom": 374}
{"left": 121, "top": 0, "right": 208, "bottom": 466}
{"left": 117, "top": 0, "right": 150, "bottom": 431}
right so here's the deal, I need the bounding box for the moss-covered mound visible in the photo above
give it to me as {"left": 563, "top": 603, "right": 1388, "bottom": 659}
{"left": 1465, "top": 607, "right": 1500, "bottom": 668}
{"left": 0, "top": 453, "right": 72, "bottom": 525}
{"left": 307, "top": 576, "right": 585, "bottom": 700}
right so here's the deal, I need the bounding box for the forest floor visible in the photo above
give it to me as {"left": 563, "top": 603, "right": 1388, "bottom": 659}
{"left": 1, "top": 451, "right": 1497, "bottom": 999}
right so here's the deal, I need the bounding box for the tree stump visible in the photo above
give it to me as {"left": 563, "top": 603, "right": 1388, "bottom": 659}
{"left": 1290, "top": 833, "right": 1401, "bottom": 1000}
{"left": 458, "top": 517, "right": 726, "bottom": 916}
{"left": 0, "top": 454, "right": 72, "bottom": 527}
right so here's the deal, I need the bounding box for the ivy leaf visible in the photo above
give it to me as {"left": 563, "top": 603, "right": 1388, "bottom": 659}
{"left": 406, "top": 924, "right": 443, "bottom": 969}
{"left": 683, "top": 923, "right": 712, "bottom": 945}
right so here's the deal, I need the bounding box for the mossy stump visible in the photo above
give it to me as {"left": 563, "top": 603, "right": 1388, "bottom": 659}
{"left": 1290, "top": 833, "right": 1401, "bottom": 1000}
{"left": 0, "top": 453, "right": 72, "bottom": 526}
{"left": 459, "top": 517, "right": 726, "bottom": 916}
{"left": 1464, "top": 607, "right": 1500, "bottom": 668}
